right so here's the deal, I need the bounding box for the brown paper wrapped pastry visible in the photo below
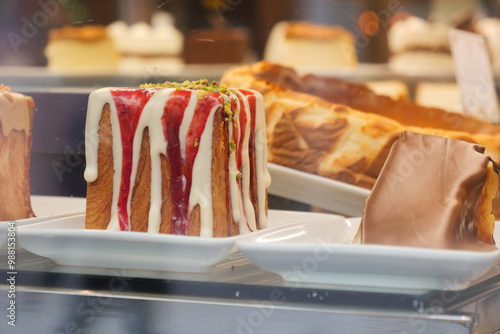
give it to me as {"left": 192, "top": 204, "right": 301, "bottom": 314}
{"left": 360, "top": 132, "right": 498, "bottom": 251}
{"left": 84, "top": 81, "right": 270, "bottom": 237}
{"left": 0, "top": 85, "right": 35, "bottom": 221}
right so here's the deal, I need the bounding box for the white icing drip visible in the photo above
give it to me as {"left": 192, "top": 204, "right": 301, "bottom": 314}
{"left": 0, "top": 89, "right": 30, "bottom": 139}
{"left": 253, "top": 90, "right": 271, "bottom": 229}
{"left": 227, "top": 92, "right": 243, "bottom": 224}
{"left": 132, "top": 89, "right": 172, "bottom": 233}
{"left": 178, "top": 91, "right": 198, "bottom": 161}
{"left": 189, "top": 100, "right": 220, "bottom": 237}
{"left": 236, "top": 90, "right": 257, "bottom": 233}
{"left": 83, "top": 88, "right": 122, "bottom": 231}
{"left": 107, "top": 97, "right": 124, "bottom": 231}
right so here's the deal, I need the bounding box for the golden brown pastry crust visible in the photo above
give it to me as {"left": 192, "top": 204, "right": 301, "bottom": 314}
{"left": 0, "top": 95, "right": 34, "bottom": 221}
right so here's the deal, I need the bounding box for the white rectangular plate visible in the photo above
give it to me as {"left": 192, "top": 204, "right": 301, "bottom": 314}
{"left": 235, "top": 218, "right": 500, "bottom": 292}
{"left": 0, "top": 196, "right": 86, "bottom": 249}
{"left": 267, "top": 163, "right": 370, "bottom": 216}
{"left": 16, "top": 210, "right": 343, "bottom": 273}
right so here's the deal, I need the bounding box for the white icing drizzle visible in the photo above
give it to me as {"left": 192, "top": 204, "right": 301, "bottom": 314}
{"left": 132, "top": 88, "right": 171, "bottom": 233}
{"left": 253, "top": 90, "right": 272, "bottom": 229}
{"left": 0, "top": 89, "right": 30, "bottom": 139}
{"left": 84, "top": 87, "right": 270, "bottom": 236}
{"left": 227, "top": 91, "right": 243, "bottom": 225}
{"left": 189, "top": 101, "right": 219, "bottom": 237}
{"left": 83, "top": 88, "right": 122, "bottom": 231}
{"left": 236, "top": 90, "right": 257, "bottom": 233}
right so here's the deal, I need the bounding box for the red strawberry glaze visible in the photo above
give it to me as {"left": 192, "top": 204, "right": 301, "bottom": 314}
{"left": 162, "top": 91, "right": 224, "bottom": 235}
{"left": 111, "top": 89, "right": 156, "bottom": 231}
{"left": 239, "top": 90, "right": 259, "bottom": 229}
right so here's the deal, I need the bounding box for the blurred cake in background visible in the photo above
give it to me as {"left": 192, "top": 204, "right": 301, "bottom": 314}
{"left": 388, "top": 16, "right": 453, "bottom": 75}
{"left": 107, "top": 12, "right": 184, "bottom": 74}
{"left": 415, "top": 82, "right": 462, "bottom": 113}
{"left": 0, "top": 85, "right": 35, "bottom": 221}
{"left": 264, "top": 21, "right": 358, "bottom": 70}
{"left": 365, "top": 80, "right": 409, "bottom": 101}
{"left": 45, "top": 25, "right": 119, "bottom": 73}
{"left": 184, "top": 27, "right": 250, "bottom": 64}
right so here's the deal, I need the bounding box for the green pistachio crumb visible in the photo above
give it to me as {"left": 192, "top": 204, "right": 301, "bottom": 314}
{"left": 197, "top": 90, "right": 207, "bottom": 100}
{"left": 194, "top": 138, "right": 199, "bottom": 147}
{"left": 224, "top": 105, "right": 233, "bottom": 121}
{"left": 236, "top": 172, "right": 242, "bottom": 180}
{"left": 229, "top": 140, "right": 236, "bottom": 151}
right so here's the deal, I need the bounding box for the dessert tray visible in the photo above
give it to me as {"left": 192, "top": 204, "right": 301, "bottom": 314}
{"left": 0, "top": 195, "right": 86, "bottom": 248}
{"left": 16, "top": 210, "right": 343, "bottom": 273}
{"left": 15, "top": 204, "right": 500, "bottom": 292}
{"left": 267, "top": 163, "right": 370, "bottom": 216}
{"left": 236, "top": 219, "right": 500, "bottom": 292}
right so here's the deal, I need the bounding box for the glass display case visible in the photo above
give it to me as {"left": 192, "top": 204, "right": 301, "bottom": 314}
{"left": 1, "top": 0, "right": 500, "bottom": 333}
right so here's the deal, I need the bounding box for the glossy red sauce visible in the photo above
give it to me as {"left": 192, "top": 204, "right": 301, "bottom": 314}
{"left": 111, "top": 89, "right": 156, "bottom": 231}
{"left": 162, "top": 91, "right": 223, "bottom": 235}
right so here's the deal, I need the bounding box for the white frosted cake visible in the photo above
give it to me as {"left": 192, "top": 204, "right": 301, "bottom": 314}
{"left": 264, "top": 21, "right": 358, "bottom": 70}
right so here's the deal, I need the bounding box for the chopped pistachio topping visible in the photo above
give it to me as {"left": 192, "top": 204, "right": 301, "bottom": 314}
{"left": 224, "top": 100, "right": 233, "bottom": 121}
{"left": 236, "top": 172, "right": 242, "bottom": 180}
{"left": 194, "top": 138, "right": 199, "bottom": 147}
{"left": 140, "top": 80, "right": 237, "bottom": 124}
{"left": 197, "top": 90, "right": 207, "bottom": 100}
{"left": 140, "top": 79, "right": 229, "bottom": 92}
{"left": 229, "top": 88, "right": 238, "bottom": 95}
{"left": 229, "top": 140, "right": 236, "bottom": 151}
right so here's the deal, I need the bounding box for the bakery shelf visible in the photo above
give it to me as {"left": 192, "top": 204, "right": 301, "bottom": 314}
{"left": 1, "top": 246, "right": 499, "bottom": 333}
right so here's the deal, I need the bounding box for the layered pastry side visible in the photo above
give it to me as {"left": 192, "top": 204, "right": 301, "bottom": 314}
{"left": 107, "top": 12, "right": 184, "bottom": 74}
{"left": 264, "top": 21, "right": 358, "bottom": 69}
{"left": 0, "top": 85, "right": 35, "bottom": 221}
{"left": 221, "top": 61, "right": 500, "bottom": 193}
{"left": 388, "top": 16, "right": 453, "bottom": 74}
{"left": 360, "top": 132, "right": 498, "bottom": 252}
{"left": 45, "top": 25, "right": 119, "bottom": 73}
{"left": 84, "top": 80, "right": 270, "bottom": 237}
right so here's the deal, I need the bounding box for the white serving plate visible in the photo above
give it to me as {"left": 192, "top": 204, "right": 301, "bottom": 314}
{"left": 267, "top": 163, "right": 370, "bottom": 216}
{"left": 16, "top": 210, "right": 342, "bottom": 273}
{"left": 235, "top": 218, "right": 500, "bottom": 292}
{"left": 0, "top": 196, "right": 86, "bottom": 249}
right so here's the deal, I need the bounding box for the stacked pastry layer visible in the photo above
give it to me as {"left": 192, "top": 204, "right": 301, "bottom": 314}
{"left": 0, "top": 85, "right": 35, "bottom": 221}
{"left": 84, "top": 81, "right": 270, "bottom": 237}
